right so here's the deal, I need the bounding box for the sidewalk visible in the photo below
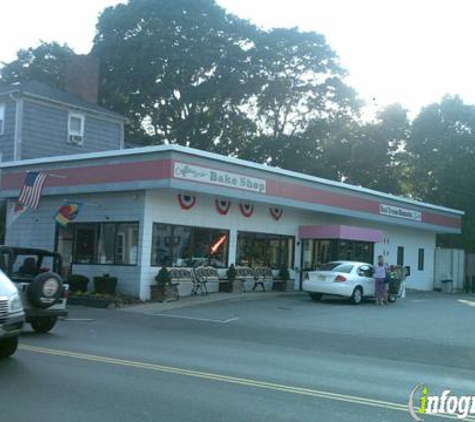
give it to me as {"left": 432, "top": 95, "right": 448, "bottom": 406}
{"left": 120, "top": 291, "right": 288, "bottom": 315}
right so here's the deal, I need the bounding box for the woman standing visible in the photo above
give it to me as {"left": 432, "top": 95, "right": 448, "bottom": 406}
{"left": 374, "top": 255, "right": 387, "bottom": 306}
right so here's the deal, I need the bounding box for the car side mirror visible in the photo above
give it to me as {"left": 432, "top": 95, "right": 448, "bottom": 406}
{"left": 404, "top": 266, "right": 411, "bottom": 277}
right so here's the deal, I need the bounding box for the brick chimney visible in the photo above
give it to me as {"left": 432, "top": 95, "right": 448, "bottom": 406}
{"left": 65, "top": 54, "right": 99, "bottom": 104}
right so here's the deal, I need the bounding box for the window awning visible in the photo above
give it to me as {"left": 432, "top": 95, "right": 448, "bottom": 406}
{"left": 299, "top": 225, "right": 383, "bottom": 243}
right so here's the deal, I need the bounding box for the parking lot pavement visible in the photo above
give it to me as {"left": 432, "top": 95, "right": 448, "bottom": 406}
{"left": 4, "top": 289, "right": 475, "bottom": 422}
{"left": 120, "top": 290, "right": 283, "bottom": 315}
{"left": 118, "top": 289, "right": 475, "bottom": 346}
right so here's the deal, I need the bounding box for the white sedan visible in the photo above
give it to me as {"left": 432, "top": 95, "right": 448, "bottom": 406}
{"left": 302, "top": 261, "right": 376, "bottom": 305}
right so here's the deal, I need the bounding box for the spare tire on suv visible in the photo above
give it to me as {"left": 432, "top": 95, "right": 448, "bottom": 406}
{"left": 27, "top": 272, "right": 63, "bottom": 309}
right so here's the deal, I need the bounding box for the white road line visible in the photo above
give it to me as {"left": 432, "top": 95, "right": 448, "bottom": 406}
{"left": 155, "top": 314, "right": 239, "bottom": 324}
{"left": 65, "top": 318, "right": 97, "bottom": 322}
{"left": 458, "top": 299, "right": 475, "bottom": 308}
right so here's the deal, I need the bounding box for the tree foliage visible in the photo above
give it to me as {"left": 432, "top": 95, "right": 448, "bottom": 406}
{"left": 406, "top": 95, "right": 475, "bottom": 250}
{"left": 0, "top": 41, "right": 75, "bottom": 89}
{"left": 248, "top": 28, "right": 358, "bottom": 139}
{"left": 93, "top": 0, "right": 258, "bottom": 152}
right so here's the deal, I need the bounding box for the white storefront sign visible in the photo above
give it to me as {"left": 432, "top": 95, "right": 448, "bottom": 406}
{"left": 379, "top": 204, "right": 422, "bottom": 221}
{"left": 174, "top": 162, "right": 266, "bottom": 193}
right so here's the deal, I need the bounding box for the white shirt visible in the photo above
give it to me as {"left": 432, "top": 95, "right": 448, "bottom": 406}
{"left": 374, "top": 264, "right": 386, "bottom": 279}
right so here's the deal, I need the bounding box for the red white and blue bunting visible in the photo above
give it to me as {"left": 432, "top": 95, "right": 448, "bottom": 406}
{"left": 215, "top": 199, "right": 231, "bottom": 215}
{"left": 177, "top": 194, "right": 196, "bottom": 210}
{"left": 269, "top": 206, "right": 283, "bottom": 221}
{"left": 239, "top": 202, "right": 254, "bottom": 218}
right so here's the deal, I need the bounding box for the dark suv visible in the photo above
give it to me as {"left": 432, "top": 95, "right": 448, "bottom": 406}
{"left": 0, "top": 246, "right": 68, "bottom": 333}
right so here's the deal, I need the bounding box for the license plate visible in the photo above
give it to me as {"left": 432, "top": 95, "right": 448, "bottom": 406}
{"left": 318, "top": 275, "right": 326, "bottom": 281}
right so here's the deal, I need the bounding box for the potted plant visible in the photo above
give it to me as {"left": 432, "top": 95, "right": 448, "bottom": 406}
{"left": 68, "top": 274, "right": 90, "bottom": 293}
{"left": 94, "top": 273, "right": 118, "bottom": 295}
{"left": 226, "top": 264, "right": 241, "bottom": 292}
{"left": 151, "top": 266, "right": 171, "bottom": 301}
{"left": 274, "top": 266, "right": 291, "bottom": 292}
{"left": 221, "top": 264, "right": 236, "bottom": 293}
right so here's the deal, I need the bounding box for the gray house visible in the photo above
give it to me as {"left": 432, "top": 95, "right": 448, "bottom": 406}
{"left": 0, "top": 80, "right": 127, "bottom": 162}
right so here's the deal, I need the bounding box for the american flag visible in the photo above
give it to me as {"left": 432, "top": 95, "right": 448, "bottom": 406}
{"left": 18, "top": 171, "right": 48, "bottom": 210}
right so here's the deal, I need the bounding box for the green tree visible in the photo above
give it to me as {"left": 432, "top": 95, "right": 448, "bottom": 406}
{"left": 0, "top": 41, "right": 75, "bottom": 89}
{"left": 344, "top": 104, "right": 410, "bottom": 194}
{"left": 93, "top": 0, "right": 258, "bottom": 153}
{"left": 249, "top": 28, "right": 358, "bottom": 139}
{"left": 241, "top": 27, "right": 359, "bottom": 167}
{"left": 407, "top": 95, "right": 475, "bottom": 250}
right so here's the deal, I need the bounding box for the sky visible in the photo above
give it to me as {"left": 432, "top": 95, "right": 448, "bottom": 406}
{"left": 1, "top": 0, "right": 474, "bottom": 116}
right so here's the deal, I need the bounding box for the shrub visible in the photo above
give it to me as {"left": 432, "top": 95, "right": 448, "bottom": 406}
{"left": 94, "top": 273, "right": 118, "bottom": 295}
{"left": 226, "top": 264, "right": 237, "bottom": 281}
{"left": 155, "top": 267, "right": 171, "bottom": 286}
{"left": 278, "top": 266, "right": 290, "bottom": 281}
{"left": 68, "top": 274, "right": 89, "bottom": 293}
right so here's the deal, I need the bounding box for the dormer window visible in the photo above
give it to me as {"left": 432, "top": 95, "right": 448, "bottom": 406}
{"left": 0, "top": 102, "right": 5, "bottom": 135}
{"left": 68, "top": 112, "right": 84, "bottom": 145}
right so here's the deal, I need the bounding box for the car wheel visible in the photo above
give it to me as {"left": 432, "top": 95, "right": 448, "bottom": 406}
{"left": 27, "top": 272, "right": 63, "bottom": 309}
{"left": 350, "top": 287, "right": 363, "bottom": 305}
{"left": 31, "top": 317, "right": 57, "bottom": 333}
{"left": 388, "top": 296, "right": 397, "bottom": 303}
{"left": 309, "top": 293, "right": 323, "bottom": 302}
{"left": 0, "top": 336, "right": 19, "bottom": 358}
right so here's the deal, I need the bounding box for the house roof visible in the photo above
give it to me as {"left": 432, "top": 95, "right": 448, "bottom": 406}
{"left": 0, "top": 80, "right": 127, "bottom": 121}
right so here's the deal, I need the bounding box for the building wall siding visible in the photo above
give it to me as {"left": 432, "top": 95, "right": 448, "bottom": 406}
{"left": 0, "top": 96, "right": 17, "bottom": 161}
{"left": 6, "top": 191, "right": 145, "bottom": 297}
{"left": 4, "top": 188, "right": 438, "bottom": 300}
{"left": 138, "top": 190, "right": 437, "bottom": 296}
{"left": 21, "top": 99, "right": 122, "bottom": 160}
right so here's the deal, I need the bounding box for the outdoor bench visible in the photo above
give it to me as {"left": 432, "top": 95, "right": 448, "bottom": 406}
{"left": 253, "top": 267, "right": 274, "bottom": 291}
{"left": 193, "top": 266, "right": 220, "bottom": 295}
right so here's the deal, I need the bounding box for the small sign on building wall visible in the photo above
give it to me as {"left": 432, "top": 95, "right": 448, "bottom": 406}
{"left": 174, "top": 162, "right": 266, "bottom": 194}
{"left": 379, "top": 204, "right": 422, "bottom": 221}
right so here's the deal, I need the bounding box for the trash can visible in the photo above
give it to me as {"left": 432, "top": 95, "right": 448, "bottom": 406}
{"left": 441, "top": 279, "right": 453, "bottom": 293}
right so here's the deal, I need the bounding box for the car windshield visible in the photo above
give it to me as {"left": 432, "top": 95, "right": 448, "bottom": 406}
{"left": 317, "top": 263, "right": 354, "bottom": 273}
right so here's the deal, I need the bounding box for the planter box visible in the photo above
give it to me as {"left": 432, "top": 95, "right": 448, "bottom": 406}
{"left": 151, "top": 284, "right": 179, "bottom": 302}
{"left": 273, "top": 279, "right": 294, "bottom": 292}
{"left": 68, "top": 275, "right": 89, "bottom": 293}
{"left": 68, "top": 296, "right": 115, "bottom": 308}
{"left": 94, "top": 276, "right": 118, "bottom": 295}
{"left": 219, "top": 280, "right": 233, "bottom": 293}
{"left": 232, "top": 280, "right": 242, "bottom": 292}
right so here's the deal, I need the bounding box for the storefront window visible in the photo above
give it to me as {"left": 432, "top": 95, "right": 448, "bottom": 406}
{"left": 56, "top": 224, "right": 74, "bottom": 277}
{"left": 236, "top": 232, "right": 253, "bottom": 267}
{"left": 302, "top": 240, "right": 314, "bottom": 270}
{"left": 57, "top": 222, "right": 139, "bottom": 266}
{"left": 171, "top": 225, "right": 193, "bottom": 266}
{"left": 301, "top": 239, "right": 374, "bottom": 270}
{"left": 116, "top": 223, "right": 139, "bottom": 265}
{"left": 75, "top": 224, "right": 97, "bottom": 264}
{"left": 98, "top": 223, "right": 116, "bottom": 264}
{"left": 236, "top": 231, "right": 295, "bottom": 269}
{"left": 151, "top": 223, "right": 229, "bottom": 268}
{"left": 151, "top": 224, "right": 173, "bottom": 266}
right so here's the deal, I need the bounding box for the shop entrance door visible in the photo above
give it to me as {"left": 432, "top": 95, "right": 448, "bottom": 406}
{"left": 55, "top": 225, "right": 74, "bottom": 278}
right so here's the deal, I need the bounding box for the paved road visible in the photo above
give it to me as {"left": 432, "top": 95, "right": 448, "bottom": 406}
{"left": 1, "top": 291, "right": 475, "bottom": 422}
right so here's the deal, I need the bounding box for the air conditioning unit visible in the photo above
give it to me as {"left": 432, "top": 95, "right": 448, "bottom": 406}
{"left": 68, "top": 134, "right": 84, "bottom": 145}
